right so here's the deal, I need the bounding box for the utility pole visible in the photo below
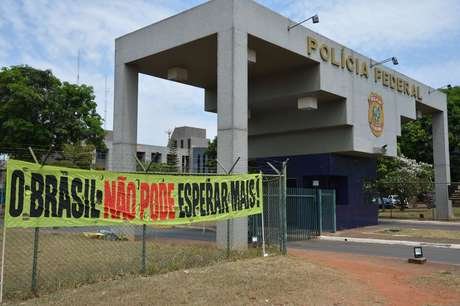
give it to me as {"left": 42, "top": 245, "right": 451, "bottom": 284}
{"left": 104, "top": 76, "right": 108, "bottom": 129}
{"left": 76, "top": 49, "right": 81, "bottom": 85}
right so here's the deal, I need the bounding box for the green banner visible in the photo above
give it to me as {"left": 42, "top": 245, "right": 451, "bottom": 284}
{"left": 4, "top": 160, "right": 263, "bottom": 228}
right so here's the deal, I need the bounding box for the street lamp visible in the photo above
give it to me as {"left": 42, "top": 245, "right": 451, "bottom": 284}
{"left": 288, "top": 14, "right": 319, "bottom": 31}
{"left": 370, "top": 57, "right": 399, "bottom": 68}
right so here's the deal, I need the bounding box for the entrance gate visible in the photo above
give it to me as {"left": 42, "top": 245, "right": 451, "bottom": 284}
{"left": 248, "top": 174, "right": 337, "bottom": 252}
{"left": 286, "top": 188, "right": 336, "bottom": 241}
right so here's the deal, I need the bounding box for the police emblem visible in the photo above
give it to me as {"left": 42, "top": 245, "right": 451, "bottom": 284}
{"left": 368, "top": 92, "right": 384, "bottom": 137}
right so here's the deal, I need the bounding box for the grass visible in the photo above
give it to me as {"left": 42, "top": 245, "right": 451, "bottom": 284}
{"left": 5, "top": 256, "right": 382, "bottom": 306}
{"left": 379, "top": 207, "right": 460, "bottom": 220}
{"left": 1, "top": 227, "right": 262, "bottom": 302}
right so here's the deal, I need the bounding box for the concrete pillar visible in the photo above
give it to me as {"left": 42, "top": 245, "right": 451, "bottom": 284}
{"left": 215, "top": 28, "right": 249, "bottom": 250}
{"left": 111, "top": 63, "right": 138, "bottom": 172}
{"left": 432, "top": 111, "right": 453, "bottom": 219}
{"left": 111, "top": 62, "right": 139, "bottom": 239}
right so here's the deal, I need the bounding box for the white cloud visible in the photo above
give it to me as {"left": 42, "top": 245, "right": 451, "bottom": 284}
{"left": 272, "top": 0, "right": 460, "bottom": 53}
{"left": 0, "top": 0, "right": 458, "bottom": 147}
{"left": 0, "top": 0, "right": 214, "bottom": 146}
{"left": 402, "top": 59, "right": 460, "bottom": 89}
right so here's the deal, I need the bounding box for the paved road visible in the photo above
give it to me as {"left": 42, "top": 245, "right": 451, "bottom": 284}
{"left": 379, "top": 219, "right": 460, "bottom": 231}
{"left": 288, "top": 239, "right": 460, "bottom": 266}
{"left": 8, "top": 223, "right": 460, "bottom": 266}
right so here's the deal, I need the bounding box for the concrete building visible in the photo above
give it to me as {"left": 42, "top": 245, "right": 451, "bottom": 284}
{"left": 111, "top": 0, "right": 452, "bottom": 249}
{"left": 99, "top": 127, "right": 209, "bottom": 172}
{"left": 170, "top": 126, "right": 210, "bottom": 173}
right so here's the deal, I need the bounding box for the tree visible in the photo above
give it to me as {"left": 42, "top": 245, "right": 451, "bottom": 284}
{"left": 166, "top": 138, "right": 179, "bottom": 172}
{"left": 373, "top": 155, "right": 433, "bottom": 210}
{"left": 0, "top": 65, "right": 105, "bottom": 160}
{"left": 205, "top": 136, "right": 217, "bottom": 173}
{"left": 399, "top": 86, "right": 460, "bottom": 181}
{"left": 51, "top": 143, "right": 95, "bottom": 169}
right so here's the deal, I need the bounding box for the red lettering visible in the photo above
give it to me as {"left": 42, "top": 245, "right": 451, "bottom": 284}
{"left": 140, "top": 183, "right": 149, "bottom": 220}
{"left": 167, "top": 183, "right": 175, "bottom": 219}
{"left": 124, "top": 182, "right": 136, "bottom": 221}
{"left": 116, "top": 176, "right": 126, "bottom": 219}
{"left": 150, "top": 184, "right": 159, "bottom": 220}
{"left": 159, "top": 183, "right": 168, "bottom": 220}
{"left": 104, "top": 181, "right": 118, "bottom": 219}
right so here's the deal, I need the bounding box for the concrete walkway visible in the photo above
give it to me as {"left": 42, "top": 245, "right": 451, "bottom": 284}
{"left": 320, "top": 235, "right": 460, "bottom": 249}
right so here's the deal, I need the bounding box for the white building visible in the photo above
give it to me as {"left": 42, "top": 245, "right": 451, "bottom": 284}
{"left": 97, "top": 127, "right": 209, "bottom": 173}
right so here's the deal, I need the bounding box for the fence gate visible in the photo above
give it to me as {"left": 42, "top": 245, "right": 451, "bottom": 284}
{"left": 286, "top": 187, "right": 336, "bottom": 241}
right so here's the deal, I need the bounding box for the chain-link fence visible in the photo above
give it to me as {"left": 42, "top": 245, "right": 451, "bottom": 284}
{"left": 0, "top": 151, "right": 287, "bottom": 303}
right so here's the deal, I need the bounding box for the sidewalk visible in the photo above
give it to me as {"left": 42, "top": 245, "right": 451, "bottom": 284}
{"left": 379, "top": 218, "right": 460, "bottom": 226}
{"left": 320, "top": 235, "right": 460, "bottom": 249}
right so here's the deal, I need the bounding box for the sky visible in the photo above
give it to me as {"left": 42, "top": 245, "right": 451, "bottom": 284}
{"left": 1, "top": 0, "right": 459, "bottom": 146}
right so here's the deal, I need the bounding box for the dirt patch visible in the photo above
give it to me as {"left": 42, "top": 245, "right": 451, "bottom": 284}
{"left": 7, "top": 256, "right": 383, "bottom": 306}
{"left": 290, "top": 249, "right": 460, "bottom": 306}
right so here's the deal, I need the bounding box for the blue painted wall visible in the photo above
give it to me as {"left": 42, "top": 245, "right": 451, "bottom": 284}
{"left": 254, "top": 154, "right": 378, "bottom": 229}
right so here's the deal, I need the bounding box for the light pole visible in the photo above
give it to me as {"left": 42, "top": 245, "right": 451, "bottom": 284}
{"left": 370, "top": 57, "right": 399, "bottom": 68}
{"left": 288, "top": 14, "right": 319, "bottom": 31}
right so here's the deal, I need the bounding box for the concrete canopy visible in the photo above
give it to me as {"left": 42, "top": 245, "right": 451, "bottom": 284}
{"left": 112, "top": 0, "right": 453, "bottom": 249}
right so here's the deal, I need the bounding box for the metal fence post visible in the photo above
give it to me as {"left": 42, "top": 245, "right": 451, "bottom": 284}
{"left": 28, "top": 147, "right": 41, "bottom": 295}
{"left": 31, "top": 228, "right": 39, "bottom": 294}
{"left": 141, "top": 224, "right": 146, "bottom": 274}
{"left": 317, "top": 189, "right": 323, "bottom": 235}
{"left": 278, "top": 174, "right": 283, "bottom": 253}
{"left": 281, "top": 161, "right": 288, "bottom": 255}
{"left": 332, "top": 190, "right": 337, "bottom": 233}
{"left": 134, "top": 155, "right": 152, "bottom": 274}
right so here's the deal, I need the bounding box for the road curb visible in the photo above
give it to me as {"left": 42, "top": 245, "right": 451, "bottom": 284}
{"left": 320, "top": 235, "right": 460, "bottom": 249}
{"left": 379, "top": 219, "right": 460, "bottom": 226}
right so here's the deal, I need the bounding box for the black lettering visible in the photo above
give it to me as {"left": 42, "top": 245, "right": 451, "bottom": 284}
{"left": 44, "top": 175, "right": 58, "bottom": 217}
{"left": 9, "top": 170, "right": 24, "bottom": 217}
{"left": 178, "top": 183, "right": 185, "bottom": 218}
{"left": 90, "top": 180, "right": 100, "bottom": 218}
{"left": 84, "top": 179, "right": 90, "bottom": 218}
{"left": 58, "top": 176, "right": 71, "bottom": 217}
{"left": 30, "top": 173, "right": 44, "bottom": 217}
{"left": 214, "top": 183, "right": 221, "bottom": 214}
{"left": 249, "top": 179, "right": 255, "bottom": 208}
{"left": 192, "top": 183, "right": 199, "bottom": 217}
{"left": 199, "top": 183, "right": 206, "bottom": 216}
{"left": 240, "top": 180, "right": 246, "bottom": 210}
{"left": 221, "top": 183, "right": 229, "bottom": 213}
{"left": 71, "top": 178, "right": 84, "bottom": 218}
{"left": 256, "top": 178, "right": 261, "bottom": 207}
{"left": 205, "top": 182, "right": 214, "bottom": 215}
{"left": 184, "top": 183, "right": 192, "bottom": 217}
{"left": 230, "top": 181, "right": 239, "bottom": 211}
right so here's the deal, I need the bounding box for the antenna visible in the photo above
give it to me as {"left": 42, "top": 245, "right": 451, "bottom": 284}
{"left": 77, "top": 49, "right": 81, "bottom": 84}
{"left": 166, "top": 129, "right": 172, "bottom": 141}
{"left": 104, "top": 76, "right": 108, "bottom": 129}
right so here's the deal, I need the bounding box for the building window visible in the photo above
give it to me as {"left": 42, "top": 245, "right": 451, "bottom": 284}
{"left": 96, "top": 150, "right": 106, "bottom": 160}
{"left": 180, "top": 140, "right": 184, "bottom": 148}
{"left": 151, "top": 152, "right": 161, "bottom": 163}
{"left": 202, "top": 154, "right": 206, "bottom": 173}
{"left": 197, "top": 154, "right": 201, "bottom": 173}
{"left": 137, "top": 151, "right": 146, "bottom": 162}
{"left": 187, "top": 138, "right": 191, "bottom": 149}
